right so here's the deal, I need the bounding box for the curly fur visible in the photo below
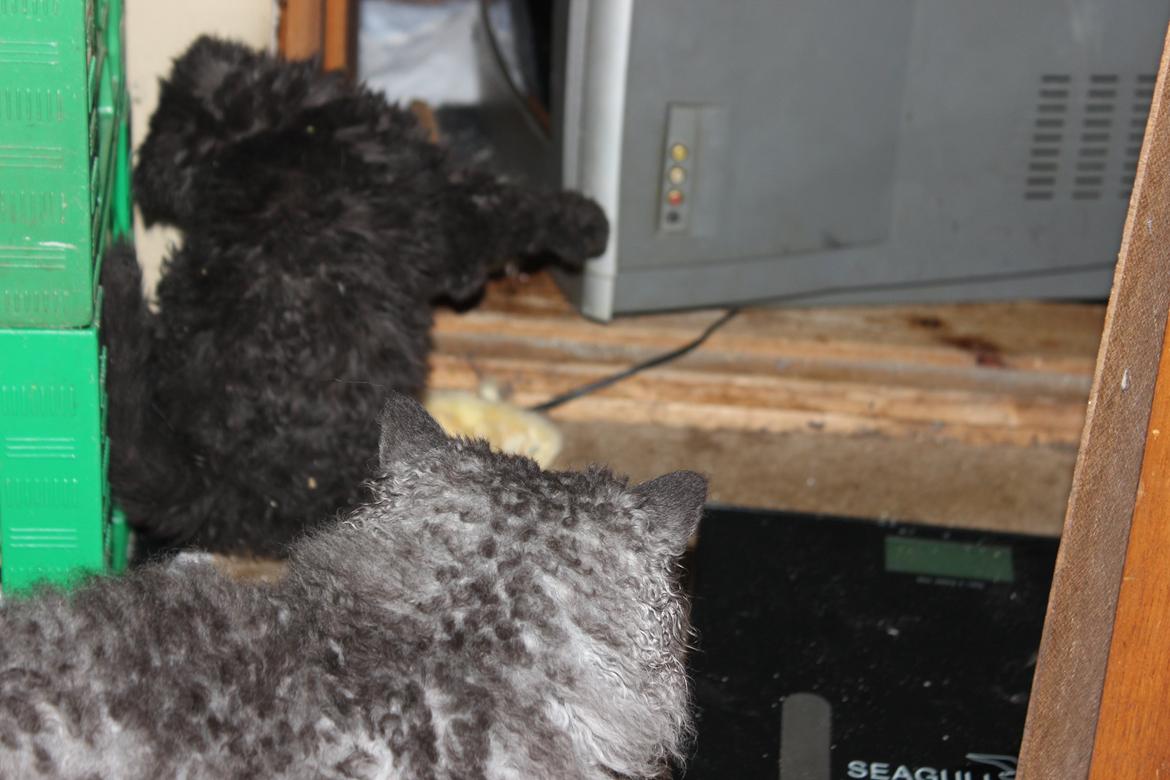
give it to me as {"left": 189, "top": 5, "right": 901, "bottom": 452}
{"left": 103, "top": 36, "right": 608, "bottom": 556}
{"left": 0, "top": 396, "right": 704, "bottom": 779}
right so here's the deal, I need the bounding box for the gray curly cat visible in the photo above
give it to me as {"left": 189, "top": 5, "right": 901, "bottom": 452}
{"left": 0, "top": 395, "right": 705, "bottom": 779}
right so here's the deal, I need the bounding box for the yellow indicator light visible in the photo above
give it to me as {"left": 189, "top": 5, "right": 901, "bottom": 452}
{"left": 670, "top": 143, "right": 689, "bottom": 162}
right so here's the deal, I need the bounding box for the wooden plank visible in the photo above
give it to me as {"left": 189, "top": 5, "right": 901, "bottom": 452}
{"left": 279, "top": 0, "right": 354, "bottom": 75}
{"left": 322, "top": 0, "right": 356, "bottom": 76}
{"left": 552, "top": 420, "right": 1078, "bottom": 537}
{"left": 446, "top": 277, "right": 1105, "bottom": 366}
{"left": 278, "top": 0, "right": 323, "bottom": 62}
{"left": 1089, "top": 314, "right": 1170, "bottom": 777}
{"left": 436, "top": 310, "right": 1098, "bottom": 376}
{"left": 1017, "top": 23, "right": 1170, "bottom": 780}
{"left": 430, "top": 353, "right": 1087, "bottom": 447}
{"left": 431, "top": 274, "right": 1102, "bottom": 449}
{"left": 436, "top": 274, "right": 1102, "bottom": 375}
{"left": 436, "top": 331, "right": 1088, "bottom": 395}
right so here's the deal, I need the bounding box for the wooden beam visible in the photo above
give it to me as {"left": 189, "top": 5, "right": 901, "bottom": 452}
{"left": 1089, "top": 306, "right": 1170, "bottom": 776}
{"left": 429, "top": 352, "right": 1089, "bottom": 447}
{"left": 279, "top": 0, "right": 356, "bottom": 77}
{"left": 278, "top": 0, "right": 323, "bottom": 62}
{"left": 429, "top": 274, "right": 1101, "bottom": 449}
{"left": 1017, "top": 22, "right": 1170, "bottom": 780}
{"left": 322, "top": 0, "right": 357, "bottom": 77}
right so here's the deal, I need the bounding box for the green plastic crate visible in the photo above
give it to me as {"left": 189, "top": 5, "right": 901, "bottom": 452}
{"left": 0, "top": 0, "right": 134, "bottom": 594}
{"left": 0, "top": 316, "right": 129, "bottom": 592}
{"left": 0, "top": 0, "right": 130, "bottom": 327}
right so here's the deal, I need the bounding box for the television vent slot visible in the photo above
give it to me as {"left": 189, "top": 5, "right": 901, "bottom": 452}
{"left": 1121, "top": 74, "right": 1155, "bottom": 200}
{"left": 1026, "top": 76, "right": 1069, "bottom": 200}
{"left": 1025, "top": 73, "right": 1156, "bottom": 202}
{"left": 1072, "top": 76, "right": 1114, "bottom": 200}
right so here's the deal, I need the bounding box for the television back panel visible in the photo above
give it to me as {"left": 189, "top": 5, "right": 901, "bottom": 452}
{"left": 552, "top": 0, "right": 1169, "bottom": 319}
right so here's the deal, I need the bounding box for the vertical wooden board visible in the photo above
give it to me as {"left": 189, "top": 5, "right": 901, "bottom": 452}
{"left": 279, "top": 0, "right": 324, "bottom": 62}
{"left": 322, "top": 0, "right": 356, "bottom": 76}
{"left": 1018, "top": 23, "right": 1170, "bottom": 780}
{"left": 1089, "top": 315, "right": 1170, "bottom": 777}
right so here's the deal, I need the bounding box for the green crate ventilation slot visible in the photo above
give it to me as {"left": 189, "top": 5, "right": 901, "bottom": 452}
{"left": 1, "top": 0, "right": 133, "bottom": 595}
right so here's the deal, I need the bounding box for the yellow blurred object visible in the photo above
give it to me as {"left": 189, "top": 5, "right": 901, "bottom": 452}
{"left": 424, "top": 389, "right": 563, "bottom": 468}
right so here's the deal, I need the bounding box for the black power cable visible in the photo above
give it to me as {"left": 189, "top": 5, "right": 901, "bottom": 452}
{"left": 526, "top": 261, "right": 1113, "bottom": 413}
{"left": 528, "top": 307, "right": 741, "bottom": 412}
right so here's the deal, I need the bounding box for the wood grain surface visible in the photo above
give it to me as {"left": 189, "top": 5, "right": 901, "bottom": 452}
{"left": 1018, "top": 22, "right": 1170, "bottom": 780}
{"left": 1088, "top": 316, "right": 1170, "bottom": 777}
{"left": 432, "top": 274, "right": 1101, "bottom": 449}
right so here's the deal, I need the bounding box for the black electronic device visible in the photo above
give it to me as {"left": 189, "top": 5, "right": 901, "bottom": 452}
{"left": 681, "top": 508, "right": 1058, "bottom": 779}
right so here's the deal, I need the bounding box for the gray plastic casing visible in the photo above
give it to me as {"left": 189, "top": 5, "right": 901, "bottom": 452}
{"left": 476, "top": 0, "right": 1169, "bottom": 320}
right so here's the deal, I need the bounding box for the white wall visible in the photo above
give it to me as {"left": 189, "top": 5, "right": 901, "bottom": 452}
{"left": 125, "top": 0, "right": 278, "bottom": 293}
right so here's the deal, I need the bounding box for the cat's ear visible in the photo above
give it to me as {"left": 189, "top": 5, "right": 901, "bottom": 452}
{"left": 631, "top": 470, "right": 707, "bottom": 555}
{"left": 169, "top": 36, "right": 258, "bottom": 112}
{"left": 136, "top": 37, "right": 261, "bottom": 226}
{"left": 378, "top": 394, "right": 448, "bottom": 470}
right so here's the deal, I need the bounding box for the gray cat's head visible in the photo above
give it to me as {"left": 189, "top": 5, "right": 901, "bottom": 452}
{"left": 332, "top": 394, "right": 705, "bottom": 776}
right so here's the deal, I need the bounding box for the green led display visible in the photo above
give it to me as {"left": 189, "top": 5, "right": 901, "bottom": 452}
{"left": 884, "top": 536, "right": 1014, "bottom": 583}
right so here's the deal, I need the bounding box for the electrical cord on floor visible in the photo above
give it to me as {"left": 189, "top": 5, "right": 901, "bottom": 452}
{"left": 528, "top": 307, "right": 741, "bottom": 413}
{"left": 525, "top": 261, "right": 1114, "bottom": 414}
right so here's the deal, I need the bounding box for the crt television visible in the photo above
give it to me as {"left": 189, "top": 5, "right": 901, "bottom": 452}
{"left": 473, "top": 0, "right": 1170, "bottom": 320}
